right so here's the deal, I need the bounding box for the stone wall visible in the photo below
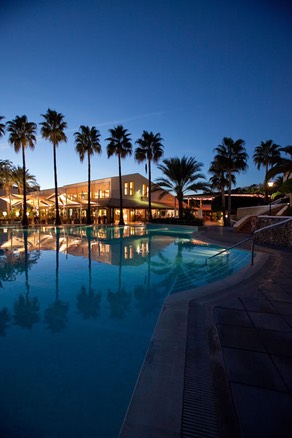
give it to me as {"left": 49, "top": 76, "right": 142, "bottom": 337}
{"left": 237, "top": 204, "right": 286, "bottom": 219}
{"left": 254, "top": 216, "right": 292, "bottom": 248}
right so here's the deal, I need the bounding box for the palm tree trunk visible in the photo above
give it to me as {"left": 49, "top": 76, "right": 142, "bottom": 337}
{"left": 21, "top": 146, "right": 28, "bottom": 227}
{"left": 264, "top": 162, "right": 269, "bottom": 202}
{"left": 53, "top": 143, "right": 61, "bottom": 226}
{"left": 227, "top": 172, "right": 232, "bottom": 226}
{"left": 148, "top": 157, "right": 152, "bottom": 221}
{"left": 87, "top": 153, "right": 91, "bottom": 225}
{"left": 118, "top": 153, "right": 125, "bottom": 226}
{"left": 221, "top": 187, "right": 227, "bottom": 226}
{"left": 178, "top": 196, "right": 184, "bottom": 220}
{"left": 4, "top": 185, "right": 11, "bottom": 215}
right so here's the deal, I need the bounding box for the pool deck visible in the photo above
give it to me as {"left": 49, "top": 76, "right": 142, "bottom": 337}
{"left": 120, "top": 226, "right": 292, "bottom": 437}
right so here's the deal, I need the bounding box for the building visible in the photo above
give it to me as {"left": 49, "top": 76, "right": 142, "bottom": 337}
{"left": 1, "top": 173, "right": 178, "bottom": 224}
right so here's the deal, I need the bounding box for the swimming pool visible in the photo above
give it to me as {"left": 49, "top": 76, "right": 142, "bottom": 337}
{"left": 0, "top": 225, "right": 249, "bottom": 437}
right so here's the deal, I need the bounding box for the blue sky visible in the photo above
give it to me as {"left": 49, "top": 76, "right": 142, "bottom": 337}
{"left": 1, "top": 0, "right": 291, "bottom": 191}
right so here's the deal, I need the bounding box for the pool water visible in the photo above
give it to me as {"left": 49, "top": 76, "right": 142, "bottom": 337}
{"left": 0, "top": 225, "right": 249, "bottom": 437}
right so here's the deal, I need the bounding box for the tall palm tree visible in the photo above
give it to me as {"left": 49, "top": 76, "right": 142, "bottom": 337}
{"left": 106, "top": 125, "right": 132, "bottom": 225}
{"left": 6, "top": 115, "right": 37, "bottom": 227}
{"left": 0, "top": 116, "right": 5, "bottom": 139}
{"left": 74, "top": 125, "right": 102, "bottom": 225}
{"left": 209, "top": 158, "right": 235, "bottom": 225}
{"left": 214, "top": 137, "right": 248, "bottom": 226}
{"left": 155, "top": 156, "right": 207, "bottom": 220}
{"left": 253, "top": 140, "right": 281, "bottom": 201}
{"left": 135, "top": 131, "right": 164, "bottom": 221}
{"left": 40, "top": 109, "right": 67, "bottom": 226}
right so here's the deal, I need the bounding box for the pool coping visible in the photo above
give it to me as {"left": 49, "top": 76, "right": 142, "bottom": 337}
{"left": 119, "top": 234, "right": 274, "bottom": 437}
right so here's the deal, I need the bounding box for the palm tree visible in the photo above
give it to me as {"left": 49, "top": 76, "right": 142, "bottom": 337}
{"left": 0, "top": 160, "right": 14, "bottom": 215}
{"left": 135, "top": 131, "right": 164, "bottom": 221}
{"left": 74, "top": 125, "right": 102, "bottom": 225}
{"left": 214, "top": 137, "right": 248, "bottom": 226}
{"left": 6, "top": 115, "right": 37, "bottom": 227}
{"left": 106, "top": 125, "right": 132, "bottom": 225}
{"left": 40, "top": 109, "right": 67, "bottom": 226}
{"left": 266, "top": 145, "right": 292, "bottom": 206}
{"left": 266, "top": 145, "right": 292, "bottom": 181}
{"left": 12, "top": 166, "right": 38, "bottom": 194}
{"left": 155, "top": 156, "right": 207, "bottom": 220}
{"left": 0, "top": 116, "right": 5, "bottom": 139}
{"left": 209, "top": 158, "right": 235, "bottom": 225}
{"left": 253, "top": 140, "right": 281, "bottom": 201}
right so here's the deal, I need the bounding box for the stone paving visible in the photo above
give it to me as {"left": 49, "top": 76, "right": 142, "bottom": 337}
{"left": 196, "top": 227, "right": 292, "bottom": 437}
{"left": 121, "top": 226, "right": 292, "bottom": 438}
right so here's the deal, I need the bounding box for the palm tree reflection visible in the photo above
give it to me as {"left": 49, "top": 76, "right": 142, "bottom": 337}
{"left": 77, "top": 286, "right": 101, "bottom": 319}
{"left": 151, "top": 240, "right": 200, "bottom": 291}
{"left": 44, "top": 228, "right": 69, "bottom": 333}
{"left": 0, "top": 229, "right": 40, "bottom": 282}
{"left": 13, "top": 230, "right": 40, "bottom": 329}
{"left": 14, "top": 295, "right": 40, "bottom": 329}
{"left": 77, "top": 228, "right": 101, "bottom": 319}
{"left": 107, "top": 227, "right": 131, "bottom": 319}
{"left": 134, "top": 236, "right": 160, "bottom": 316}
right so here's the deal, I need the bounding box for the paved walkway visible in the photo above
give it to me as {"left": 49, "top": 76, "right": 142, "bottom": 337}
{"left": 121, "top": 227, "right": 292, "bottom": 438}
{"left": 189, "top": 227, "right": 292, "bottom": 437}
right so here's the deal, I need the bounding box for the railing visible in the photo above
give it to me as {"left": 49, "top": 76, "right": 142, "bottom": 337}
{"left": 206, "top": 217, "right": 292, "bottom": 266}
{"left": 207, "top": 238, "right": 251, "bottom": 261}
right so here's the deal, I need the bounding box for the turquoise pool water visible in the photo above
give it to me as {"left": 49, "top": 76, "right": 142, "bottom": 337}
{"left": 0, "top": 225, "right": 249, "bottom": 437}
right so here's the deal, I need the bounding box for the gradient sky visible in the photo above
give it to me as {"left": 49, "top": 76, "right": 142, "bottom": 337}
{"left": 1, "top": 0, "right": 291, "bottom": 191}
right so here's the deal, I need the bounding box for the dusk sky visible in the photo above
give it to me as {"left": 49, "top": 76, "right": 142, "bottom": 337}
{"left": 1, "top": 0, "right": 291, "bottom": 191}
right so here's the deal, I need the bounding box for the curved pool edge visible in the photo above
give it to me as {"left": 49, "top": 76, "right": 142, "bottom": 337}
{"left": 119, "top": 243, "right": 277, "bottom": 437}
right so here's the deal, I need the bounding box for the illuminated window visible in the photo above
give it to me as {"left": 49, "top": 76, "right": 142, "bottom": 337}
{"left": 124, "top": 182, "right": 134, "bottom": 196}
{"left": 129, "top": 181, "right": 134, "bottom": 196}
{"left": 142, "top": 184, "right": 148, "bottom": 197}
{"left": 124, "top": 245, "right": 133, "bottom": 259}
{"left": 98, "top": 189, "right": 110, "bottom": 198}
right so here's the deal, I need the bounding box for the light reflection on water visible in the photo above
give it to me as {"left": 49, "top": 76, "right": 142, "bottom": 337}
{"left": 0, "top": 225, "right": 243, "bottom": 437}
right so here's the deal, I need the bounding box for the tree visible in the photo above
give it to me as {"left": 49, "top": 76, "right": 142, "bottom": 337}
{"left": 0, "top": 160, "right": 14, "bottom": 215}
{"left": 12, "top": 166, "right": 38, "bottom": 194}
{"left": 40, "top": 109, "right": 67, "bottom": 226}
{"left": 253, "top": 140, "right": 281, "bottom": 201}
{"left": 74, "top": 125, "right": 102, "bottom": 225}
{"left": 214, "top": 137, "right": 248, "bottom": 226}
{"left": 106, "top": 125, "right": 132, "bottom": 225}
{"left": 155, "top": 156, "right": 207, "bottom": 220}
{"left": 266, "top": 145, "right": 292, "bottom": 206}
{"left": 6, "top": 115, "right": 37, "bottom": 227}
{"left": 135, "top": 131, "right": 164, "bottom": 221}
{"left": 0, "top": 116, "right": 5, "bottom": 139}
{"left": 266, "top": 145, "right": 292, "bottom": 181}
{"left": 209, "top": 158, "right": 235, "bottom": 225}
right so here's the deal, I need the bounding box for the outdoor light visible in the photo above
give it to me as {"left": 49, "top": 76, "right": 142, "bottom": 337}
{"left": 268, "top": 181, "right": 274, "bottom": 216}
{"left": 15, "top": 211, "right": 20, "bottom": 217}
{"left": 3, "top": 211, "right": 7, "bottom": 217}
